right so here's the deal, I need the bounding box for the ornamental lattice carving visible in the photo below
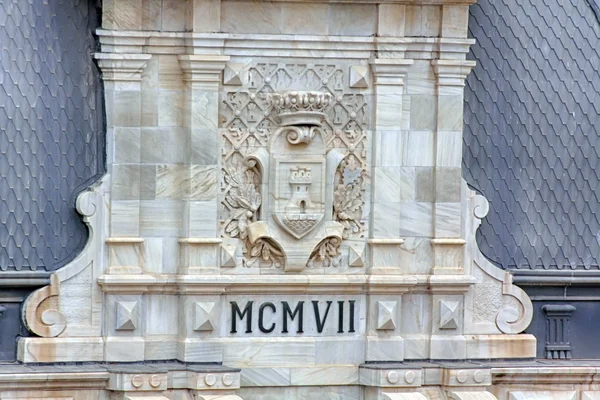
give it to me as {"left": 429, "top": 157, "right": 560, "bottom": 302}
{"left": 220, "top": 62, "right": 369, "bottom": 270}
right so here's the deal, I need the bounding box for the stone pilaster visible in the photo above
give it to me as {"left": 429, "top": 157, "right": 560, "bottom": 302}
{"left": 369, "top": 59, "right": 413, "bottom": 276}
{"left": 177, "top": 55, "right": 229, "bottom": 274}
{"left": 431, "top": 60, "right": 474, "bottom": 275}
{"left": 367, "top": 59, "right": 413, "bottom": 361}
{"left": 96, "top": 53, "right": 151, "bottom": 274}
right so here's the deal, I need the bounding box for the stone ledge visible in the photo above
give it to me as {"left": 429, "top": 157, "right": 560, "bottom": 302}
{"left": 96, "top": 274, "right": 477, "bottom": 294}
{"left": 96, "top": 30, "right": 474, "bottom": 59}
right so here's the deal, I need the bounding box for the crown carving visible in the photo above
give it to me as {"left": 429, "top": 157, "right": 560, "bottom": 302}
{"left": 269, "top": 91, "right": 333, "bottom": 127}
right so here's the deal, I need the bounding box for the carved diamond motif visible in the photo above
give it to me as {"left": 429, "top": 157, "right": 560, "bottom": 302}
{"left": 115, "top": 301, "right": 138, "bottom": 331}
{"left": 349, "top": 65, "right": 369, "bottom": 88}
{"left": 223, "top": 63, "right": 244, "bottom": 86}
{"left": 194, "top": 302, "right": 217, "bottom": 332}
{"left": 439, "top": 300, "right": 460, "bottom": 330}
{"left": 377, "top": 301, "right": 397, "bottom": 330}
{"left": 220, "top": 243, "right": 237, "bottom": 268}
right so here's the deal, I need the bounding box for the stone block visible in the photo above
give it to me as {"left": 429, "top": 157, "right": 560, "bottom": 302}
{"left": 435, "top": 168, "right": 461, "bottom": 202}
{"left": 410, "top": 95, "right": 436, "bottom": 130}
{"left": 114, "top": 128, "right": 141, "bottom": 163}
{"left": 188, "top": 0, "right": 221, "bottom": 32}
{"left": 105, "top": 337, "right": 145, "bottom": 362}
{"left": 366, "top": 337, "right": 404, "bottom": 362}
{"left": 415, "top": 167, "right": 434, "bottom": 202}
{"left": 281, "top": 3, "right": 328, "bottom": 35}
{"left": 436, "top": 131, "right": 463, "bottom": 167}
{"left": 378, "top": 4, "right": 406, "bottom": 37}
{"left": 158, "top": 90, "right": 184, "bottom": 127}
{"left": 142, "top": 0, "right": 162, "bottom": 31}
{"left": 372, "top": 203, "right": 401, "bottom": 238}
{"left": 191, "top": 129, "right": 219, "bottom": 164}
{"left": 402, "top": 131, "right": 434, "bottom": 167}
{"left": 112, "top": 164, "right": 141, "bottom": 200}
{"left": 437, "top": 95, "right": 464, "bottom": 132}
{"left": 146, "top": 295, "right": 178, "bottom": 335}
{"left": 328, "top": 4, "right": 377, "bottom": 36}
{"left": 141, "top": 127, "right": 189, "bottom": 163}
{"left": 434, "top": 202, "right": 461, "bottom": 237}
{"left": 442, "top": 5, "right": 469, "bottom": 38}
{"left": 162, "top": 0, "right": 187, "bottom": 31}
{"left": 112, "top": 90, "right": 142, "bottom": 127}
{"left": 110, "top": 200, "right": 140, "bottom": 237}
{"left": 398, "top": 202, "right": 433, "bottom": 237}
{"left": 140, "top": 199, "right": 183, "bottom": 237}
{"left": 221, "top": 1, "right": 282, "bottom": 34}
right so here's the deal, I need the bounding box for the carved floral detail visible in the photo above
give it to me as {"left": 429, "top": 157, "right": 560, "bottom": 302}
{"left": 244, "top": 238, "right": 285, "bottom": 268}
{"left": 223, "top": 163, "right": 261, "bottom": 240}
{"left": 307, "top": 236, "right": 342, "bottom": 268}
{"left": 334, "top": 155, "right": 366, "bottom": 239}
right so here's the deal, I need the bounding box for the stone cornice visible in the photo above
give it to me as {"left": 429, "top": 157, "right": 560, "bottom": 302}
{"left": 94, "top": 53, "right": 152, "bottom": 82}
{"left": 96, "top": 274, "right": 476, "bottom": 295}
{"left": 369, "top": 58, "right": 414, "bottom": 85}
{"left": 96, "top": 30, "right": 474, "bottom": 60}
{"left": 178, "top": 55, "right": 230, "bottom": 83}
{"left": 432, "top": 59, "right": 477, "bottom": 87}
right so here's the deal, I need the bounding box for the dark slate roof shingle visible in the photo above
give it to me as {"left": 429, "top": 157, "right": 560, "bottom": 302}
{"left": 464, "top": 0, "right": 600, "bottom": 270}
{"left": 0, "top": 0, "right": 104, "bottom": 272}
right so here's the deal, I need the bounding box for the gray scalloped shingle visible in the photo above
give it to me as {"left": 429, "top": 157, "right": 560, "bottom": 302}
{"left": 464, "top": 0, "right": 600, "bottom": 270}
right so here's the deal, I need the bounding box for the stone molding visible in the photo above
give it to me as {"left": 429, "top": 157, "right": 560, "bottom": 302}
{"left": 96, "top": 30, "right": 474, "bottom": 60}
{"left": 96, "top": 274, "right": 476, "bottom": 295}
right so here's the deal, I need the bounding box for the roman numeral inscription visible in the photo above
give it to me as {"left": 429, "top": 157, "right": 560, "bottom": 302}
{"left": 230, "top": 300, "right": 356, "bottom": 335}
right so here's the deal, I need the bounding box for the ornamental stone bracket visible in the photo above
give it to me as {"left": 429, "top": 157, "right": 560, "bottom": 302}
{"left": 21, "top": 177, "right": 108, "bottom": 341}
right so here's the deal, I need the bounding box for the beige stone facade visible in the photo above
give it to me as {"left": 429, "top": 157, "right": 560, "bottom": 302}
{"left": 7, "top": 1, "right": 596, "bottom": 399}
